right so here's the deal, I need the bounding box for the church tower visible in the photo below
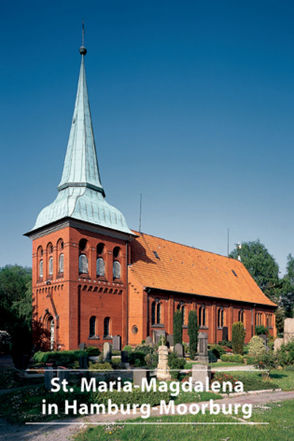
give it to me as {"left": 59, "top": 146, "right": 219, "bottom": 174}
{"left": 25, "top": 38, "right": 134, "bottom": 350}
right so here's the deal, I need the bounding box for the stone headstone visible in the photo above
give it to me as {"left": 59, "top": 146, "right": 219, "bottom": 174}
{"left": 259, "top": 334, "right": 268, "bottom": 349}
{"left": 175, "top": 343, "right": 184, "bottom": 357}
{"left": 103, "top": 342, "right": 112, "bottom": 361}
{"left": 57, "top": 366, "right": 69, "bottom": 382}
{"left": 153, "top": 330, "right": 166, "bottom": 344}
{"left": 284, "top": 318, "right": 294, "bottom": 344}
{"left": 133, "top": 368, "right": 149, "bottom": 388}
{"left": 145, "top": 336, "right": 153, "bottom": 345}
{"left": 44, "top": 367, "right": 55, "bottom": 390}
{"left": 222, "top": 327, "right": 228, "bottom": 341}
{"left": 197, "top": 332, "right": 208, "bottom": 364}
{"left": 156, "top": 345, "right": 171, "bottom": 381}
{"left": 120, "top": 350, "right": 130, "bottom": 368}
{"left": 274, "top": 337, "right": 283, "bottom": 352}
{"left": 192, "top": 363, "right": 211, "bottom": 385}
{"left": 166, "top": 334, "right": 174, "bottom": 348}
{"left": 79, "top": 353, "right": 88, "bottom": 369}
{"left": 113, "top": 335, "right": 121, "bottom": 351}
{"left": 79, "top": 342, "right": 86, "bottom": 350}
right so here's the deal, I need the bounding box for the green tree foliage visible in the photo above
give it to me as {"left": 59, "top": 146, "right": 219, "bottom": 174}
{"left": 188, "top": 310, "right": 198, "bottom": 359}
{"left": 0, "top": 265, "right": 32, "bottom": 366}
{"left": 230, "top": 240, "right": 279, "bottom": 302}
{"left": 279, "top": 254, "right": 294, "bottom": 318}
{"left": 232, "top": 322, "right": 245, "bottom": 355}
{"left": 173, "top": 310, "right": 183, "bottom": 346}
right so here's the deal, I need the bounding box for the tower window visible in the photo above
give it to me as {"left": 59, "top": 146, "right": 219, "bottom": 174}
{"left": 39, "top": 259, "right": 43, "bottom": 278}
{"left": 104, "top": 317, "right": 111, "bottom": 337}
{"left": 97, "top": 243, "right": 105, "bottom": 255}
{"left": 48, "top": 256, "right": 53, "bottom": 276}
{"left": 79, "top": 239, "right": 87, "bottom": 252}
{"left": 96, "top": 257, "right": 105, "bottom": 277}
{"left": 113, "top": 261, "right": 121, "bottom": 279}
{"left": 79, "top": 254, "right": 88, "bottom": 274}
{"left": 58, "top": 253, "right": 64, "bottom": 274}
{"left": 89, "top": 316, "right": 96, "bottom": 337}
{"left": 113, "top": 246, "right": 120, "bottom": 259}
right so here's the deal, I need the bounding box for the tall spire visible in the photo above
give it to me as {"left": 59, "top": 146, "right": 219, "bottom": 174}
{"left": 58, "top": 27, "right": 105, "bottom": 196}
{"left": 28, "top": 31, "right": 133, "bottom": 236}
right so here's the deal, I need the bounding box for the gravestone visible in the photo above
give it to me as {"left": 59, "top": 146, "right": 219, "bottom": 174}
{"left": 120, "top": 350, "right": 130, "bottom": 368}
{"left": 79, "top": 353, "right": 88, "bottom": 369}
{"left": 153, "top": 330, "right": 166, "bottom": 344}
{"left": 259, "top": 334, "right": 268, "bottom": 350}
{"left": 166, "top": 334, "right": 174, "bottom": 348}
{"left": 103, "top": 342, "right": 112, "bottom": 362}
{"left": 192, "top": 363, "right": 211, "bottom": 385}
{"left": 274, "top": 337, "right": 283, "bottom": 352}
{"left": 44, "top": 367, "right": 55, "bottom": 390}
{"left": 145, "top": 336, "right": 153, "bottom": 345}
{"left": 156, "top": 345, "right": 171, "bottom": 381}
{"left": 284, "top": 318, "right": 294, "bottom": 344}
{"left": 197, "top": 332, "right": 208, "bottom": 364}
{"left": 222, "top": 327, "right": 228, "bottom": 341}
{"left": 133, "top": 368, "right": 149, "bottom": 388}
{"left": 113, "top": 335, "right": 121, "bottom": 351}
{"left": 58, "top": 366, "right": 69, "bottom": 382}
{"left": 175, "top": 343, "right": 184, "bottom": 358}
{"left": 79, "top": 342, "right": 86, "bottom": 350}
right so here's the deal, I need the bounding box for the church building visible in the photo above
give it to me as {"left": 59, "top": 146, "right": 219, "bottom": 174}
{"left": 25, "top": 42, "right": 277, "bottom": 351}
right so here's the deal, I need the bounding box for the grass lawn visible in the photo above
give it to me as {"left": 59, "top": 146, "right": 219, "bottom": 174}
{"left": 74, "top": 399, "right": 294, "bottom": 441}
{"left": 225, "top": 369, "right": 294, "bottom": 391}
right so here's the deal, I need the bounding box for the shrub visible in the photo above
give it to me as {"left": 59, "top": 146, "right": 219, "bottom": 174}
{"left": 232, "top": 322, "right": 245, "bottom": 355}
{"left": 129, "top": 351, "right": 146, "bottom": 366}
{"left": 32, "top": 350, "right": 84, "bottom": 367}
{"left": 208, "top": 350, "right": 217, "bottom": 363}
{"left": 85, "top": 346, "right": 101, "bottom": 357}
{"left": 145, "top": 352, "right": 158, "bottom": 369}
{"left": 218, "top": 340, "right": 233, "bottom": 349}
{"left": 134, "top": 344, "right": 154, "bottom": 355}
{"left": 220, "top": 354, "right": 244, "bottom": 363}
{"left": 212, "top": 372, "right": 239, "bottom": 388}
{"left": 244, "top": 355, "right": 257, "bottom": 365}
{"left": 277, "top": 341, "right": 294, "bottom": 367}
{"left": 188, "top": 310, "right": 199, "bottom": 359}
{"left": 210, "top": 344, "right": 226, "bottom": 359}
{"left": 248, "top": 336, "right": 266, "bottom": 357}
{"left": 168, "top": 352, "right": 185, "bottom": 379}
{"left": 255, "top": 325, "right": 269, "bottom": 336}
{"left": 173, "top": 311, "right": 183, "bottom": 346}
{"left": 254, "top": 351, "right": 277, "bottom": 375}
{"left": 122, "top": 345, "right": 133, "bottom": 353}
{"left": 89, "top": 362, "right": 112, "bottom": 370}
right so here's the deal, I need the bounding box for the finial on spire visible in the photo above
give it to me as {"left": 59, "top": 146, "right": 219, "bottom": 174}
{"left": 80, "top": 21, "right": 87, "bottom": 55}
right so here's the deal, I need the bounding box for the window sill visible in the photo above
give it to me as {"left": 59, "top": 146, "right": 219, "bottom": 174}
{"left": 88, "top": 336, "right": 100, "bottom": 340}
{"left": 182, "top": 325, "right": 188, "bottom": 329}
{"left": 57, "top": 273, "right": 64, "bottom": 279}
{"left": 103, "top": 336, "right": 112, "bottom": 340}
{"left": 151, "top": 324, "right": 164, "bottom": 328}
{"left": 199, "top": 326, "right": 208, "bottom": 330}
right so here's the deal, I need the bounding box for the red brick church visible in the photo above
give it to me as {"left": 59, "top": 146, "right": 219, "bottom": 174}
{"left": 25, "top": 42, "right": 276, "bottom": 351}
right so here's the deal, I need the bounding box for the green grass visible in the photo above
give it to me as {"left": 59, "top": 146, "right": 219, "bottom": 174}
{"left": 74, "top": 399, "right": 294, "bottom": 441}
{"left": 209, "top": 361, "right": 245, "bottom": 367}
{"left": 226, "top": 369, "right": 294, "bottom": 391}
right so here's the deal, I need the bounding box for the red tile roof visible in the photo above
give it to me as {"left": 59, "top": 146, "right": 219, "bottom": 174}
{"left": 129, "top": 232, "right": 276, "bottom": 307}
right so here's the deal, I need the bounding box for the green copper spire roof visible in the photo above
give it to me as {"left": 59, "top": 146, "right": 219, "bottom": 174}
{"left": 30, "top": 44, "right": 133, "bottom": 236}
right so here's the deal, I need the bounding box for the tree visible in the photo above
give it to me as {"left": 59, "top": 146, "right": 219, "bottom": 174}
{"left": 188, "top": 310, "right": 199, "bottom": 359}
{"left": 232, "top": 322, "right": 245, "bottom": 354}
{"left": 173, "top": 310, "right": 183, "bottom": 346}
{"left": 279, "top": 254, "right": 294, "bottom": 318}
{"left": 230, "top": 240, "right": 279, "bottom": 302}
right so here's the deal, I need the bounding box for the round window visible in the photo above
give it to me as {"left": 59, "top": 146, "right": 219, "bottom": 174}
{"left": 132, "top": 325, "right": 138, "bottom": 334}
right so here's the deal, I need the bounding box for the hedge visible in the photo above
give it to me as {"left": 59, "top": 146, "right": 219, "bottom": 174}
{"left": 220, "top": 354, "right": 244, "bottom": 363}
{"left": 33, "top": 350, "right": 84, "bottom": 366}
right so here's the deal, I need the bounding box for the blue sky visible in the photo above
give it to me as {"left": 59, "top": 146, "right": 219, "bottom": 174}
{"left": 1, "top": 0, "right": 294, "bottom": 275}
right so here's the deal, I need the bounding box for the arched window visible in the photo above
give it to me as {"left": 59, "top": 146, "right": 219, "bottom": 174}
{"left": 58, "top": 253, "right": 64, "bottom": 274}
{"left": 79, "top": 254, "right": 88, "bottom": 274}
{"left": 79, "top": 238, "right": 87, "bottom": 252}
{"left": 39, "top": 259, "right": 43, "bottom": 278}
{"left": 57, "top": 239, "right": 64, "bottom": 250}
{"left": 151, "top": 301, "right": 156, "bottom": 325}
{"left": 104, "top": 317, "right": 111, "bottom": 337}
{"left": 48, "top": 256, "right": 53, "bottom": 276}
{"left": 113, "top": 261, "right": 121, "bottom": 279}
{"left": 113, "top": 247, "right": 120, "bottom": 259}
{"left": 217, "top": 308, "right": 224, "bottom": 328}
{"left": 199, "top": 306, "right": 206, "bottom": 327}
{"left": 238, "top": 310, "right": 244, "bottom": 323}
{"left": 89, "top": 316, "right": 96, "bottom": 337}
{"left": 97, "top": 243, "right": 105, "bottom": 255}
{"left": 157, "top": 303, "right": 161, "bottom": 324}
{"left": 96, "top": 257, "right": 105, "bottom": 277}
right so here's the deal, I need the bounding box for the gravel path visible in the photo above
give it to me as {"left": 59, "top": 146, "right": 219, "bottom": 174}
{"left": 0, "top": 390, "right": 294, "bottom": 441}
